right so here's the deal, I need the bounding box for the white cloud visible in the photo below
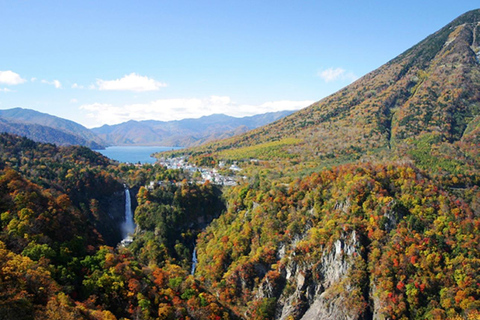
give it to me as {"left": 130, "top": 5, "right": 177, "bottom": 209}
{"left": 41, "top": 79, "right": 62, "bottom": 88}
{"left": 80, "top": 96, "right": 314, "bottom": 127}
{"left": 318, "top": 67, "right": 357, "bottom": 83}
{"left": 70, "top": 98, "right": 78, "bottom": 103}
{"left": 72, "top": 83, "right": 84, "bottom": 89}
{"left": 0, "top": 70, "right": 26, "bottom": 85}
{"left": 96, "top": 73, "right": 167, "bottom": 92}
{"left": 0, "top": 88, "right": 12, "bottom": 92}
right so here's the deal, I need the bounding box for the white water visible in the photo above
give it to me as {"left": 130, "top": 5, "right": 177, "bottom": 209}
{"left": 191, "top": 247, "right": 198, "bottom": 275}
{"left": 121, "top": 186, "right": 136, "bottom": 242}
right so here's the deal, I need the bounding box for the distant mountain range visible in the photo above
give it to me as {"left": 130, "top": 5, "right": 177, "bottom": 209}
{"left": 0, "top": 107, "right": 295, "bottom": 149}
{"left": 0, "top": 108, "right": 106, "bottom": 149}
{"left": 91, "top": 111, "right": 294, "bottom": 147}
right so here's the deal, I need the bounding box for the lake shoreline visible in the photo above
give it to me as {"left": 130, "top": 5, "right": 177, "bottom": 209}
{"left": 95, "top": 145, "right": 183, "bottom": 164}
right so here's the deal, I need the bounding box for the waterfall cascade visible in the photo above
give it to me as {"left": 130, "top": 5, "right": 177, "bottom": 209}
{"left": 121, "top": 185, "right": 136, "bottom": 246}
{"left": 191, "top": 247, "right": 198, "bottom": 275}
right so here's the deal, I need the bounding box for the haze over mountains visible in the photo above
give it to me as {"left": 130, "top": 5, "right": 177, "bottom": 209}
{"left": 0, "top": 107, "right": 294, "bottom": 149}
{"left": 91, "top": 111, "right": 293, "bottom": 147}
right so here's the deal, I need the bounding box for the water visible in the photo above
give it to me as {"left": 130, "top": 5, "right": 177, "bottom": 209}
{"left": 121, "top": 186, "right": 136, "bottom": 244}
{"left": 95, "top": 146, "right": 182, "bottom": 164}
{"left": 191, "top": 247, "right": 198, "bottom": 275}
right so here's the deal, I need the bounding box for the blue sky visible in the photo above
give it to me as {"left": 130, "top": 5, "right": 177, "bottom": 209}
{"left": 0, "top": 1, "right": 478, "bottom": 128}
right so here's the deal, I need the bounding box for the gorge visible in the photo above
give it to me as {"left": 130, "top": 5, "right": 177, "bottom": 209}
{"left": 0, "top": 8, "right": 479, "bottom": 320}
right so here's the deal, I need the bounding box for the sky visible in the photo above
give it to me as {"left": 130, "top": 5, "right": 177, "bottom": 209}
{"left": 0, "top": 1, "right": 478, "bottom": 128}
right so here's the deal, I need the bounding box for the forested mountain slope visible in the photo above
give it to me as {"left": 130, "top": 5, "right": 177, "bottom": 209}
{"left": 0, "top": 108, "right": 106, "bottom": 149}
{"left": 1, "top": 132, "right": 478, "bottom": 319}
{"left": 195, "top": 163, "right": 479, "bottom": 319}
{"left": 0, "top": 133, "right": 234, "bottom": 319}
{"left": 178, "top": 9, "right": 480, "bottom": 166}
{"left": 0, "top": 9, "right": 479, "bottom": 320}
{"left": 154, "top": 10, "right": 480, "bottom": 320}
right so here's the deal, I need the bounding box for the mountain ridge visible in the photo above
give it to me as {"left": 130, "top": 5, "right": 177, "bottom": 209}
{"left": 0, "top": 107, "right": 296, "bottom": 149}
{"left": 0, "top": 117, "right": 106, "bottom": 149}
{"left": 0, "top": 107, "right": 107, "bottom": 149}
{"left": 0, "top": 10, "right": 478, "bottom": 320}
{"left": 92, "top": 110, "right": 295, "bottom": 147}
{"left": 174, "top": 9, "right": 480, "bottom": 167}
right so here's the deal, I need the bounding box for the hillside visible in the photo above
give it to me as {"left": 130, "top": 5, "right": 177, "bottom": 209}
{"left": 0, "top": 117, "right": 106, "bottom": 149}
{"left": 0, "top": 133, "right": 233, "bottom": 319}
{"left": 0, "top": 131, "right": 478, "bottom": 319}
{"left": 92, "top": 111, "right": 293, "bottom": 147}
{"left": 175, "top": 9, "right": 480, "bottom": 171}
{"left": 0, "top": 108, "right": 106, "bottom": 149}
{"left": 148, "top": 11, "right": 480, "bottom": 318}
{"left": 195, "top": 162, "right": 479, "bottom": 319}
{"left": 0, "top": 9, "right": 479, "bottom": 320}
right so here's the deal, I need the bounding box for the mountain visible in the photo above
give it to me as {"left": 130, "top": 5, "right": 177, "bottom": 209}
{"left": 181, "top": 9, "right": 480, "bottom": 168}
{"left": 164, "top": 10, "right": 480, "bottom": 319}
{"left": 92, "top": 111, "right": 294, "bottom": 147}
{"left": 0, "top": 10, "right": 479, "bottom": 320}
{"left": 0, "top": 107, "right": 295, "bottom": 150}
{"left": 0, "top": 108, "right": 106, "bottom": 149}
{"left": 0, "top": 117, "right": 106, "bottom": 150}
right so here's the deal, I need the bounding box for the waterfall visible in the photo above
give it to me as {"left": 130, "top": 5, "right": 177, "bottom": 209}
{"left": 191, "top": 247, "right": 198, "bottom": 275}
{"left": 121, "top": 185, "right": 135, "bottom": 245}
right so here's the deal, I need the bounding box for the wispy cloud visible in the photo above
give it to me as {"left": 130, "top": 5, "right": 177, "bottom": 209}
{"left": 0, "top": 88, "right": 12, "bottom": 92}
{"left": 72, "top": 83, "right": 83, "bottom": 89}
{"left": 80, "top": 96, "right": 314, "bottom": 127}
{"left": 41, "top": 79, "right": 62, "bottom": 89}
{"left": 96, "top": 73, "right": 167, "bottom": 92}
{"left": 318, "top": 67, "right": 357, "bottom": 83}
{"left": 0, "top": 70, "right": 26, "bottom": 85}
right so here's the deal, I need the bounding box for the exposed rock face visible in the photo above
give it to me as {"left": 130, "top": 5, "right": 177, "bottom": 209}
{"left": 273, "top": 232, "right": 366, "bottom": 320}
{"left": 299, "top": 233, "right": 359, "bottom": 320}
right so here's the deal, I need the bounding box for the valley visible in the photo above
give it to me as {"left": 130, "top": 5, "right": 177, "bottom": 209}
{"left": 0, "top": 8, "right": 479, "bottom": 320}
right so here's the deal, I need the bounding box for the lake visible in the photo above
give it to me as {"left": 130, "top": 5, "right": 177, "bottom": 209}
{"left": 95, "top": 146, "right": 182, "bottom": 164}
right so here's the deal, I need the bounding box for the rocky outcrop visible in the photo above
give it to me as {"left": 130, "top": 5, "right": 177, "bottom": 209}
{"left": 268, "top": 231, "right": 368, "bottom": 320}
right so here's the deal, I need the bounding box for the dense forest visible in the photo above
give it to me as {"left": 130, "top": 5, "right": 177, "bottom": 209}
{"left": 195, "top": 163, "right": 479, "bottom": 319}
{"left": 0, "top": 133, "right": 232, "bottom": 319}
{"left": 1, "top": 8, "right": 480, "bottom": 320}
{"left": 0, "top": 129, "right": 478, "bottom": 319}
